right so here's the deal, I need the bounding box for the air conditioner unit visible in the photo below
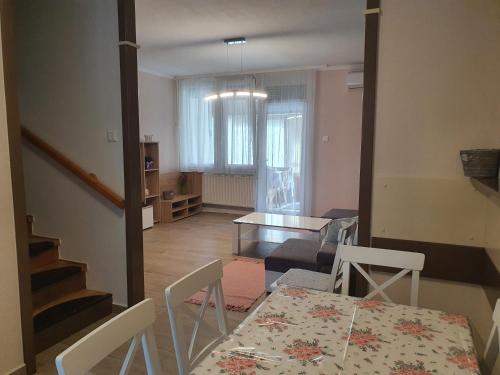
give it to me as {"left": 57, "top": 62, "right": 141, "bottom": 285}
{"left": 346, "top": 72, "right": 364, "bottom": 89}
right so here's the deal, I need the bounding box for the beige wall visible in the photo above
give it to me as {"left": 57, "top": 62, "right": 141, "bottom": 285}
{"left": 484, "top": 197, "right": 500, "bottom": 270}
{"left": 312, "top": 69, "right": 363, "bottom": 216}
{"left": 138, "top": 71, "right": 179, "bottom": 172}
{"left": 374, "top": 0, "right": 500, "bottom": 246}
{"left": 0, "top": 27, "right": 25, "bottom": 374}
{"left": 373, "top": 0, "right": 500, "bottom": 349}
{"left": 16, "top": 0, "right": 128, "bottom": 305}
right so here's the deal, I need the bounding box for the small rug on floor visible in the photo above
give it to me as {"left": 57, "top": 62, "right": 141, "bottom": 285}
{"left": 186, "top": 258, "right": 265, "bottom": 312}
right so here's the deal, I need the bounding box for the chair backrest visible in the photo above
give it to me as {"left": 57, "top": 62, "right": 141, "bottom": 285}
{"left": 55, "top": 298, "right": 162, "bottom": 375}
{"left": 483, "top": 299, "right": 500, "bottom": 374}
{"left": 338, "top": 221, "right": 357, "bottom": 246}
{"left": 329, "top": 245, "right": 425, "bottom": 306}
{"left": 165, "top": 259, "right": 228, "bottom": 375}
{"left": 328, "top": 222, "right": 357, "bottom": 293}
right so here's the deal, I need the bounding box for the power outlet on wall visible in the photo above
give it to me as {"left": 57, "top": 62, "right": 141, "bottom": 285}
{"left": 106, "top": 129, "right": 119, "bottom": 142}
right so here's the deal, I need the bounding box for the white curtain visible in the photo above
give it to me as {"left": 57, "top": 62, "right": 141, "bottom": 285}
{"left": 178, "top": 75, "right": 256, "bottom": 174}
{"left": 178, "top": 71, "right": 316, "bottom": 216}
{"left": 178, "top": 77, "right": 216, "bottom": 171}
{"left": 255, "top": 71, "right": 316, "bottom": 216}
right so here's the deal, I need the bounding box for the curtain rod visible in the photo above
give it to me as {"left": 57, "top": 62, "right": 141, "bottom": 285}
{"left": 168, "top": 63, "right": 363, "bottom": 80}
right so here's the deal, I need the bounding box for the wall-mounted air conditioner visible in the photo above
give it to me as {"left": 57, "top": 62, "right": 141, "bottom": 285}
{"left": 346, "top": 72, "right": 364, "bottom": 89}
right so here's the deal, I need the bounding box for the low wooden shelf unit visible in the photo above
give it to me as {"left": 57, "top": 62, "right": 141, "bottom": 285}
{"left": 160, "top": 194, "right": 202, "bottom": 223}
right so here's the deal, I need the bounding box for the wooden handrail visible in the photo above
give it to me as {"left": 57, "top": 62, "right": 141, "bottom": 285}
{"left": 21, "top": 127, "right": 125, "bottom": 209}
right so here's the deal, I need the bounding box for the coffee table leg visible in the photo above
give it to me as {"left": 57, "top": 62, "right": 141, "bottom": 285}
{"left": 233, "top": 223, "right": 241, "bottom": 255}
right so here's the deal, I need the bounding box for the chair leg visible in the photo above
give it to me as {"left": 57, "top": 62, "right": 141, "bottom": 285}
{"left": 142, "top": 327, "right": 163, "bottom": 375}
{"left": 166, "top": 303, "right": 189, "bottom": 375}
{"left": 341, "top": 262, "right": 350, "bottom": 295}
{"left": 214, "top": 280, "right": 228, "bottom": 335}
{"left": 410, "top": 271, "right": 420, "bottom": 307}
{"left": 120, "top": 334, "right": 140, "bottom": 375}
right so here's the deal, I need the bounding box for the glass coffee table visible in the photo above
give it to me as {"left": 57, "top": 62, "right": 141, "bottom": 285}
{"left": 233, "top": 212, "right": 332, "bottom": 255}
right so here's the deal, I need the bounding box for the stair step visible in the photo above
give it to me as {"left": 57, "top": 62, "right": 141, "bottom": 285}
{"left": 31, "top": 261, "right": 87, "bottom": 309}
{"left": 33, "top": 289, "right": 109, "bottom": 319}
{"left": 34, "top": 291, "right": 112, "bottom": 353}
{"left": 29, "top": 241, "right": 55, "bottom": 257}
{"left": 31, "top": 259, "right": 86, "bottom": 278}
{"left": 29, "top": 237, "right": 59, "bottom": 270}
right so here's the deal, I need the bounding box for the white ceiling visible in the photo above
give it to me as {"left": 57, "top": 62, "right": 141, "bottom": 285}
{"left": 136, "top": 0, "right": 366, "bottom": 78}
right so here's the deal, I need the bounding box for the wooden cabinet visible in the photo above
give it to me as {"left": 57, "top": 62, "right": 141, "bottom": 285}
{"left": 140, "top": 142, "right": 160, "bottom": 224}
{"left": 160, "top": 194, "right": 202, "bottom": 223}
{"left": 158, "top": 172, "right": 203, "bottom": 223}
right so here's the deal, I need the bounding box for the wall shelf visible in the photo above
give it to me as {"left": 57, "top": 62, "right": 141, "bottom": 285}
{"left": 470, "top": 178, "right": 500, "bottom": 207}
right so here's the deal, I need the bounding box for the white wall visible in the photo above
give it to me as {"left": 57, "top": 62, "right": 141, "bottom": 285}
{"left": 0, "top": 26, "right": 25, "bottom": 374}
{"left": 312, "top": 69, "right": 362, "bottom": 216}
{"left": 373, "top": 0, "right": 500, "bottom": 349}
{"left": 16, "top": 0, "right": 128, "bottom": 305}
{"left": 138, "top": 71, "right": 178, "bottom": 172}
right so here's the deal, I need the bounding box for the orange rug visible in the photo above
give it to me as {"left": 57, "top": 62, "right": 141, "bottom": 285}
{"left": 187, "top": 259, "right": 265, "bottom": 312}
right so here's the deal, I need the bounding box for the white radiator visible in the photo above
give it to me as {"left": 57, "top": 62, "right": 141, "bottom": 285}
{"left": 203, "top": 174, "right": 255, "bottom": 208}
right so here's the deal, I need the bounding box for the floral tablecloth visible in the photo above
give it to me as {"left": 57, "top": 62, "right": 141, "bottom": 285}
{"left": 192, "top": 285, "right": 480, "bottom": 375}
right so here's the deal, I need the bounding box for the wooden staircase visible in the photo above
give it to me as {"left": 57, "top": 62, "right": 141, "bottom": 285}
{"left": 28, "top": 218, "right": 112, "bottom": 353}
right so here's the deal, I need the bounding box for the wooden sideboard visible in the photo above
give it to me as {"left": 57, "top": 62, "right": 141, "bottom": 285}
{"left": 159, "top": 172, "right": 203, "bottom": 223}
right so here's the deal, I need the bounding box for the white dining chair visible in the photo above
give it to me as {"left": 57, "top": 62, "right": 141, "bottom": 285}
{"left": 272, "top": 221, "right": 357, "bottom": 292}
{"left": 332, "top": 244, "right": 425, "bottom": 306}
{"left": 483, "top": 299, "right": 500, "bottom": 374}
{"left": 55, "top": 298, "right": 162, "bottom": 375}
{"left": 165, "top": 259, "right": 228, "bottom": 375}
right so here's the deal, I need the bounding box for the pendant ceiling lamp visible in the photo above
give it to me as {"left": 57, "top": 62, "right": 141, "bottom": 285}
{"left": 205, "top": 37, "right": 267, "bottom": 101}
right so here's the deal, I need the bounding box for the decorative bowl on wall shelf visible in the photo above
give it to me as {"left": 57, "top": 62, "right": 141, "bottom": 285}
{"left": 460, "top": 149, "right": 500, "bottom": 178}
{"left": 162, "top": 191, "right": 175, "bottom": 200}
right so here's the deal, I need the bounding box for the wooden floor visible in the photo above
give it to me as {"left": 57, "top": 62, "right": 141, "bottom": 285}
{"left": 35, "top": 212, "right": 264, "bottom": 374}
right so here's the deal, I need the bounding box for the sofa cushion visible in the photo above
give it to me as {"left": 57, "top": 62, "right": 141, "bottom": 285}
{"left": 322, "top": 218, "right": 355, "bottom": 244}
{"left": 265, "top": 239, "right": 319, "bottom": 273}
{"left": 322, "top": 217, "right": 358, "bottom": 246}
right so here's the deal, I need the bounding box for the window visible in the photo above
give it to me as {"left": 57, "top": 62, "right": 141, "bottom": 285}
{"left": 179, "top": 78, "right": 256, "bottom": 174}
{"left": 223, "top": 97, "right": 255, "bottom": 171}
{"left": 179, "top": 71, "right": 315, "bottom": 215}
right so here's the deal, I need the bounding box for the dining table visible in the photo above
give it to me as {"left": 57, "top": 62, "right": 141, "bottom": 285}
{"left": 192, "top": 285, "right": 480, "bottom": 374}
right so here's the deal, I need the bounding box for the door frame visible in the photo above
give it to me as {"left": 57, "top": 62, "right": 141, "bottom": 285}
{"left": 117, "top": 0, "right": 145, "bottom": 306}
{"left": 1, "top": 0, "right": 36, "bottom": 373}
{"left": 120, "top": 0, "right": 382, "bottom": 298}
{"left": 355, "top": 0, "right": 380, "bottom": 296}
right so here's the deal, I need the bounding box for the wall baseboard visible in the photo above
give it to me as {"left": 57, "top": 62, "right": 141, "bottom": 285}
{"left": 202, "top": 204, "right": 253, "bottom": 216}
{"left": 371, "top": 237, "right": 499, "bottom": 294}
{"left": 6, "top": 364, "right": 27, "bottom": 375}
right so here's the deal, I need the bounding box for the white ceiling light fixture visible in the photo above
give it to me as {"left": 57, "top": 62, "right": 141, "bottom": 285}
{"left": 224, "top": 37, "right": 247, "bottom": 45}
{"left": 252, "top": 92, "right": 268, "bottom": 98}
{"left": 204, "top": 37, "right": 267, "bottom": 101}
{"left": 219, "top": 91, "right": 234, "bottom": 98}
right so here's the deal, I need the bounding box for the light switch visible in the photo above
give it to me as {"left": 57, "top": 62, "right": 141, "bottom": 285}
{"left": 107, "top": 129, "right": 118, "bottom": 142}
{"left": 322, "top": 135, "right": 329, "bottom": 143}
